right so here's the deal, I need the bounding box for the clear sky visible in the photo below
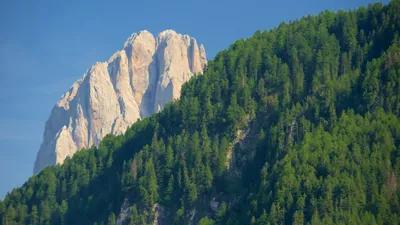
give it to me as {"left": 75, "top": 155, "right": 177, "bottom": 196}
{"left": 0, "top": 0, "right": 390, "bottom": 198}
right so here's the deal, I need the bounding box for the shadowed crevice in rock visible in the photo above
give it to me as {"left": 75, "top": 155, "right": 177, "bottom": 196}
{"left": 140, "top": 53, "right": 158, "bottom": 118}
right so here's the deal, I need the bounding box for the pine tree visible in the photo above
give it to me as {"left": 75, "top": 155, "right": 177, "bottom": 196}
{"left": 164, "top": 175, "right": 174, "bottom": 204}
{"left": 30, "top": 206, "right": 39, "bottom": 225}
{"left": 107, "top": 212, "right": 116, "bottom": 225}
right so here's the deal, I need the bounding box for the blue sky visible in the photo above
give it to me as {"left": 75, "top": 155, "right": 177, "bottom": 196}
{"left": 0, "top": 0, "right": 389, "bottom": 198}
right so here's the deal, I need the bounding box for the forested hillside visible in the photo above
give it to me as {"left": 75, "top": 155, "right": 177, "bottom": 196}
{"left": 1, "top": 1, "right": 400, "bottom": 225}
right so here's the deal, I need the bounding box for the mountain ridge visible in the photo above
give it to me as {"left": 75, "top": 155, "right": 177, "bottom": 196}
{"left": 1, "top": 1, "right": 400, "bottom": 225}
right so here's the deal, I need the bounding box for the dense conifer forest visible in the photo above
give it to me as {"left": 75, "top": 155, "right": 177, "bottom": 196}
{"left": 1, "top": 1, "right": 400, "bottom": 224}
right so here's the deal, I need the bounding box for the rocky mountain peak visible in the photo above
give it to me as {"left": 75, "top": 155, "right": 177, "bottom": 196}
{"left": 33, "top": 30, "right": 206, "bottom": 174}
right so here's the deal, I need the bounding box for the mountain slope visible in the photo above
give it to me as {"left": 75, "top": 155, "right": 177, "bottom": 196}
{"left": 2, "top": 1, "right": 400, "bottom": 225}
{"left": 34, "top": 30, "right": 207, "bottom": 174}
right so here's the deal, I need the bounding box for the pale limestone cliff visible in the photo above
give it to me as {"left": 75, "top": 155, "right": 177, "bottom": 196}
{"left": 33, "top": 30, "right": 206, "bottom": 174}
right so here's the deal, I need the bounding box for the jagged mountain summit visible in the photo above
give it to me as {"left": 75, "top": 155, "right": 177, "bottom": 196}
{"left": 33, "top": 30, "right": 207, "bottom": 174}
